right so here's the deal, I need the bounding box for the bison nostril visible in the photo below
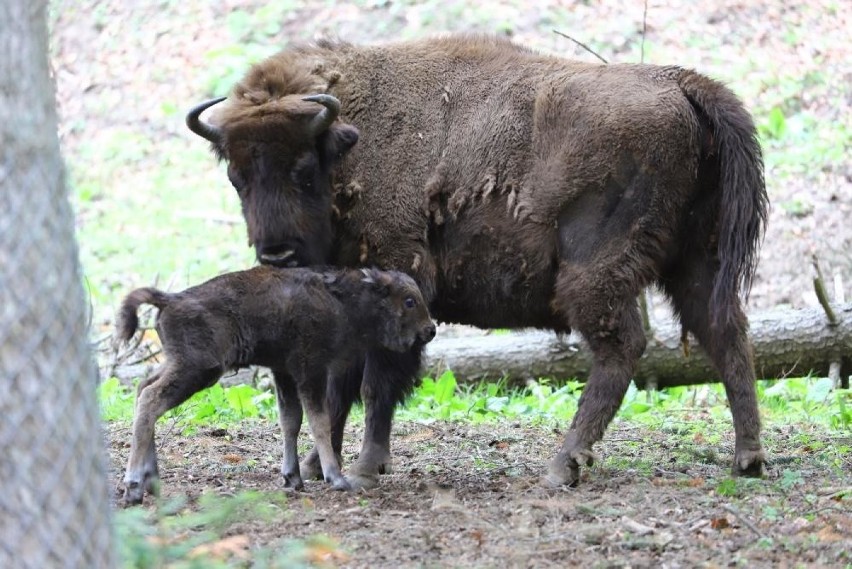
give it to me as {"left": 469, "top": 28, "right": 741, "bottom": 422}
{"left": 422, "top": 325, "right": 436, "bottom": 341}
{"left": 259, "top": 247, "right": 297, "bottom": 267}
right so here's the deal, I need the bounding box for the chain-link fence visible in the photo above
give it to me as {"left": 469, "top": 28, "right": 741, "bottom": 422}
{"left": 0, "top": 2, "right": 113, "bottom": 567}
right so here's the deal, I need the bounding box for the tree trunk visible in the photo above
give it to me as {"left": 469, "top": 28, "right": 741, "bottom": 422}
{"left": 424, "top": 304, "right": 852, "bottom": 388}
{"left": 0, "top": 2, "right": 114, "bottom": 567}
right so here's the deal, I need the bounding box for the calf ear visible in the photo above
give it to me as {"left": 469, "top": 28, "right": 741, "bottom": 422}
{"left": 321, "top": 123, "right": 359, "bottom": 163}
{"left": 361, "top": 267, "right": 392, "bottom": 297}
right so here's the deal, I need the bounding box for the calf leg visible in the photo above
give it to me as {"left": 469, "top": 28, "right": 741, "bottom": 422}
{"left": 273, "top": 370, "right": 303, "bottom": 490}
{"left": 544, "top": 290, "right": 646, "bottom": 487}
{"left": 300, "top": 375, "right": 351, "bottom": 491}
{"left": 300, "top": 364, "right": 361, "bottom": 481}
{"left": 128, "top": 369, "right": 163, "bottom": 487}
{"left": 663, "top": 261, "right": 765, "bottom": 476}
{"left": 123, "top": 364, "right": 222, "bottom": 505}
{"left": 347, "top": 347, "right": 422, "bottom": 490}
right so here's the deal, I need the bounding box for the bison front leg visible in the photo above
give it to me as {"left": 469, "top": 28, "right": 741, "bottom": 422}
{"left": 124, "top": 365, "right": 221, "bottom": 505}
{"left": 273, "top": 371, "right": 304, "bottom": 490}
{"left": 544, "top": 297, "right": 646, "bottom": 488}
{"left": 347, "top": 347, "right": 422, "bottom": 490}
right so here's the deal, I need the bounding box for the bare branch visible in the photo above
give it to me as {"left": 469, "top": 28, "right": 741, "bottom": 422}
{"left": 812, "top": 255, "right": 838, "bottom": 325}
{"left": 552, "top": 30, "right": 608, "bottom": 64}
{"left": 640, "top": 0, "right": 648, "bottom": 63}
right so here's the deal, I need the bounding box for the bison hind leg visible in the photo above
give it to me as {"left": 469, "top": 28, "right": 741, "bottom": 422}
{"left": 662, "top": 255, "right": 765, "bottom": 478}
{"left": 544, "top": 260, "right": 649, "bottom": 487}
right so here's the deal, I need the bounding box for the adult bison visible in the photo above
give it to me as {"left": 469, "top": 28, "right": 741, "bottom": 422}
{"left": 186, "top": 34, "right": 768, "bottom": 489}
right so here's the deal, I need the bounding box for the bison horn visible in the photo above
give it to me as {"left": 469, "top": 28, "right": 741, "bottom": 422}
{"left": 303, "top": 94, "right": 340, "bottom": 136}
{"left": 186, "top": 96, "right": 226, "bottom": 143}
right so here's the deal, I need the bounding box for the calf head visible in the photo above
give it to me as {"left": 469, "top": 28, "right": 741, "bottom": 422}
{"left": 187, "top": 93, "right": 358, "bottom": 267}
{"left": 360, "top": 268, "right": 436, "bottom": 352}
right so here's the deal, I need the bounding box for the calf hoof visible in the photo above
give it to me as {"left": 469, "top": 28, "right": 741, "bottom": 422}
{"left": 330, "top": 477, "right": 353, "bottom": 492}
{"left": 732, "top": 448, "right": 767, "bottom": 478}
{"left": 345, "top": 473, "right": 379, "bottom": 491}
{"left": 299, "top": 455, "right": 324, "bottom": 481}
{"left": 542, "top": 449, "right": 596, "bottom": 488}
{"left": 122, "top": 482, "right": 145, "bottom": 507}
{"left": 283, "top": 473, "right": 304, "bottom": 491}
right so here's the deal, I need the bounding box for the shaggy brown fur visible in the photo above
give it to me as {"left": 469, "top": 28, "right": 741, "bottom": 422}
{"left": 189, "top": 34, "right": 768, "bottom": 488}
{"left": 116, "top": 266, "right": 435, "bottom": 504}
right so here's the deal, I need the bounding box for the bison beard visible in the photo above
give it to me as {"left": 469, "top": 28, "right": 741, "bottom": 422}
{"left": 187, "top": 34, "right": 769, "bottom": 488}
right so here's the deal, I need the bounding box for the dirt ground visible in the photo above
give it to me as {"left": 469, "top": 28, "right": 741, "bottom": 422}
{"left": 105, "top": 418, "right": 850, "bottom": 567}
{"left": 51, "top": 0, "right": 852, "bottom": 566}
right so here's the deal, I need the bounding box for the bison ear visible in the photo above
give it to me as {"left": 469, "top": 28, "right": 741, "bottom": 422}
{"left": 321, "top": 123, "right": 359, "bottom": 162}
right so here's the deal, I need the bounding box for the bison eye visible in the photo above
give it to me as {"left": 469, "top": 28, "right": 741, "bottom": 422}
{"left": 404, "top": 297, "right": 417, "bottom": 309}
{"left": 227, "top": 168, "right": 246, "bottom": 193}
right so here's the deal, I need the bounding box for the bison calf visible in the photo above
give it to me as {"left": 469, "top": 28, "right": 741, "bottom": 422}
{"left": 116, "top": 266, "right": 435, "bottom": 504}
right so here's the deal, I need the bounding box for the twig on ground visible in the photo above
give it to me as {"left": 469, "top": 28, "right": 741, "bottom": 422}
{"left": 125, "top": 347, "right": 162, "bottom": 367}
{"left": 722, "top": 504, "right": 765, "bottom": 539}
{"left": 413, "top": 421, "right": 450, "bottom": 438}
{"left": 818, "top": 487, "right": 851, "bottom": 499}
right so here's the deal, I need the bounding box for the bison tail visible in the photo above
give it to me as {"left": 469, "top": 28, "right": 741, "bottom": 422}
{"left": 678, "top": 70, "right": 768, "bottom": 326}
{"left": 115, "top": 287, "right": 172, "bottom": 343}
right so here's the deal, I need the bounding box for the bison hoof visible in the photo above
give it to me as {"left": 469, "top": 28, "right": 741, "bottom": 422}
{"left": 732, "top": 448, "right": 767, "bottom": 478}
{"left": 542, "top": 449, "right": 596, "bottom": 488}
{"left": 377, "top": 461, "right": 393, "bottom": 475}
{"left": 346, "top": 473, "right": 379, "bottom": 491}
{"left": 541, "top": 465, "right": 580, "bottom": 489}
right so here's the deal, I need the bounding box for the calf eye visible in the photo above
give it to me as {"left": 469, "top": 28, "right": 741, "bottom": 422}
{"left": 404, "top": 297, "right": 416, "bottom": 309}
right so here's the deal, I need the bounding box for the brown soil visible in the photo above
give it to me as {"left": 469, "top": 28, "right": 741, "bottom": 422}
{"left": 106, "top": 419, "right": 850, "bottom": 567}
{"left": 53, "top": 0, "right": 851, "bottom": 566}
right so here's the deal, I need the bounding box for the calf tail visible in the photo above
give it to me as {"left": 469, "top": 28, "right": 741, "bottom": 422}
{"left": 115, "top": 287, "right": 173, "bottom": 342}
{"left": 677, "top": 69, "right": 768, "bottom": 325}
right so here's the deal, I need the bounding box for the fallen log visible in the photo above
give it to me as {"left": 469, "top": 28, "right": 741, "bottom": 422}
{"left": 424, "top": 303, "right": 852, "bottom": 388}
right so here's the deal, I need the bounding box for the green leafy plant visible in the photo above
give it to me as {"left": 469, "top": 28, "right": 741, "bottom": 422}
{"left": 114, "top": 491, "right": 342, "bottom": 568}
{"left": 100, "top": 381, "right": 278, "bottom": 431}
{"left": 759, "top": 106, "right": 788, "bottom": 141}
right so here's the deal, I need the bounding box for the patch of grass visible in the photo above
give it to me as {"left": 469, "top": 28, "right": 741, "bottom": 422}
{"left": 100, "top": 380, "right": 278, "bottom": 433}
{"left": 102, "top": 373, "right": 852, "bottom": 442}
{"left": 397, "top": 371, "right": 583, "bottom": 424}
